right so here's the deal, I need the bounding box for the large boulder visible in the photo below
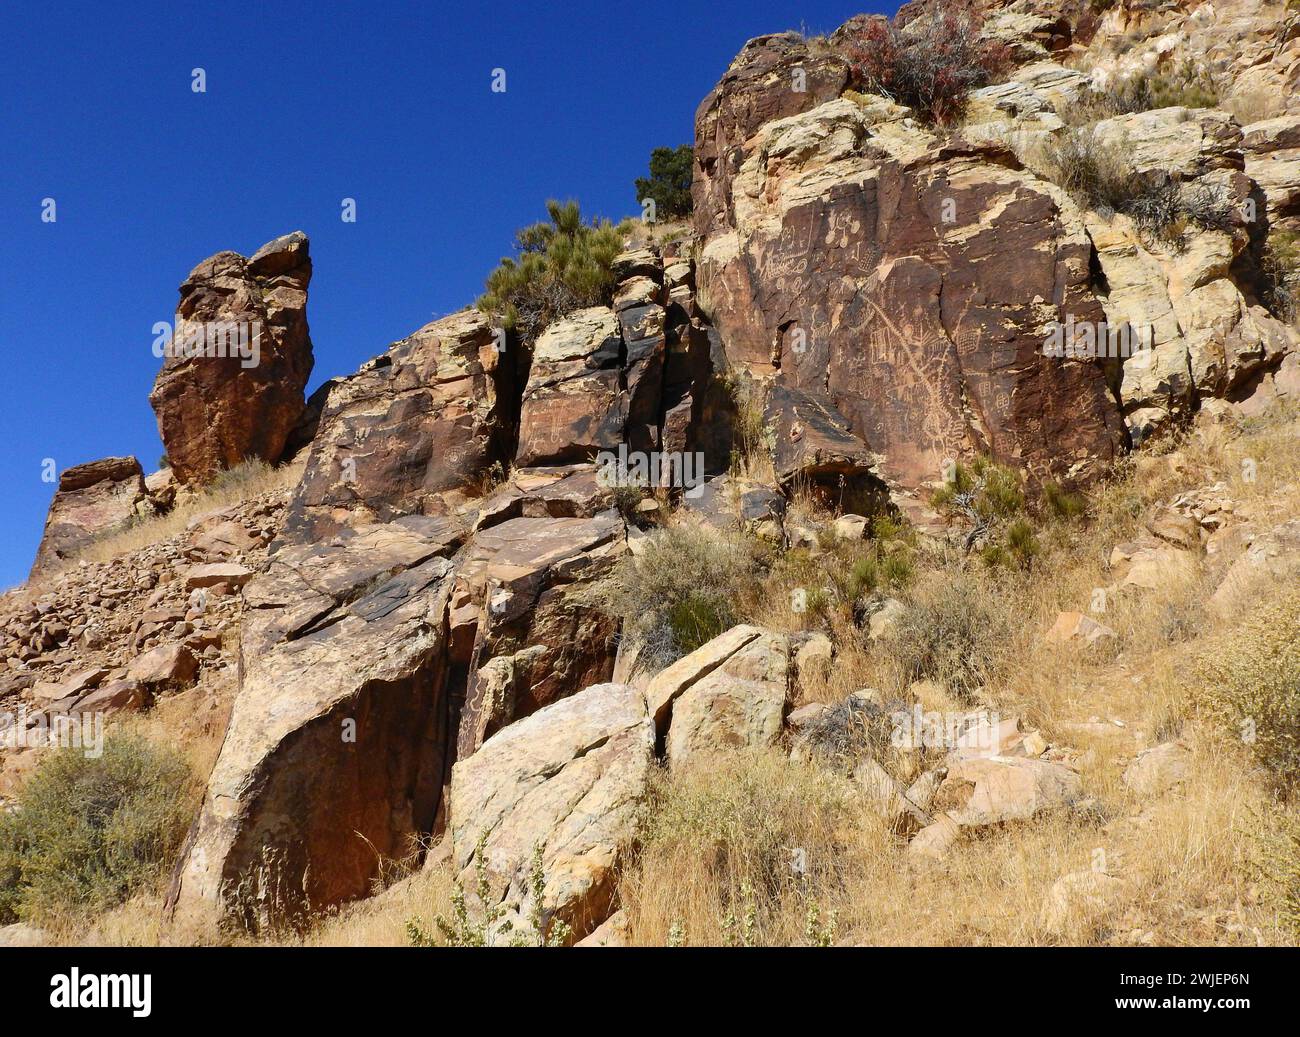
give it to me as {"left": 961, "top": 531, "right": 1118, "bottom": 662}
{"left": 449, "top": 682, "right": 655, "bottom": 944}
{"left": 647, "top": 625, "right": 793, "bottom": 767}
{"left": 149, "top": 232, "right": 314, "bottom": 486}
{"left": 29, "top": 456, "right": 148, "bottom": 577}
{"left": 279, "top": 309, "right": 507, "bottom": 544}
{"left": 166, "top": 530, "right": 462, "bottom": 930}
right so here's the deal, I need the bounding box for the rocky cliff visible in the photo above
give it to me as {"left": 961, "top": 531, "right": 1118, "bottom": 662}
{"left": 4, "top": 0, "right": 1300, "bottom": 946}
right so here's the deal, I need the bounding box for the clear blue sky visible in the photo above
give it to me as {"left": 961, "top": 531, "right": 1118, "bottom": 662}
{"left": 0, "top": 0, "right": 888, "bottom": 589}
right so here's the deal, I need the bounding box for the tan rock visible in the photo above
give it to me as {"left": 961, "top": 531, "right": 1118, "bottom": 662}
{"left": 127, "top": 643, "right": 198, "bottom": 688}
{"left": 644, "top": 625, "right": 763, "bottom": 733}
{"left": 906, "top": 813, "right": 961, "bottom": 862}
{"left": 184, "top": 563, "right": 253, "bottom": 589}
{"left": 1046, "top": 611, "right": 1117, "bottom": 646}
{"left": 1041, "top": 870, "right": 1127, "bottom": 933}
{"left": 575, "top": 908, "right": 631, "bottom": 948}
{"left": 449, "top": 682, "right": 654, "bottom": 945}
{"left": 1123, "top": 741, "right": 1191, "bottom": 798}
{"left": 935, "top": 756, "right": 1082, "bottom": 827}
{"left": 662, "top": 629, "right": 792, "bottom": 767}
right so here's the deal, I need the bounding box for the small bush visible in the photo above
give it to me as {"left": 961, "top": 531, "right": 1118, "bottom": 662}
{"left": 0, "top": 733, "right": 196, "bottom": 923}
{"left": 1253, "top": 810, "right": 1300, "bottom": 939}
{"left": 1033, "top": 128, "right": 1234, "bottom": 245}
{"left": 1041, "top": 479, "right": 1086, "bottom": 521}
{"left": 477, "top": 200, "right": 627, "bottom": 343}
{"left": 1259, "top": 228, "right": 1300, "bottom": 324}
{"left": 1191, "top": 589, "right": 1300, "bottom": 795}
{"left": 1095, "top": 65, "right": 1219, "bottom": 116}
{"left": 931, "top": 457, "right": 1037, "bottom": 565}
{"left": 893, "top": 574, "right": 1010, "bottom": 702}
{"left": 634, "top": 145, "right": 694, "bottom": 221}
{"left": 602, "top": 523, "right": 764, "bottom": 669}
{"left": 843, "top": 3, "right": 1011, "bottom": 125}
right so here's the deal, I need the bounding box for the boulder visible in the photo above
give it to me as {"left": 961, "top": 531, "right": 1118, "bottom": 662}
{"left": 1045, "top": 611, "right": 1117, "bottom": 646}
{"left": 184, "top": 563, "right": 253, "bottom": 590}
{"left": 1122, "top": 741, "right": 1191, "bottom": 797}
{"left": 448, "top": 682, "right": 654, "bottom": 944}
{"left": 933, "top": 755, "right": 1082, "bottom": 827}
{"left": 1040, "top": 869, "right": 1127, "bottom": 933}
{"left": 663, "top": 629, "right": 791, "bottom": 767}
{"left": 149, "top": 232, "right": 314, "bottom": 485}
{"left": 29, "top": 457, "right": 148, "bottom": 577}
{"left": 126, "top": 643, "right": 198, "bottom": 689}
{"left": 0, "top": 923, "right": 48, "bottom": 948}
{"left": 644, "top": 624, "right": 765, "bottom": 733}
{"left": 166, "top": 551, "right": 460, "bottom": 929}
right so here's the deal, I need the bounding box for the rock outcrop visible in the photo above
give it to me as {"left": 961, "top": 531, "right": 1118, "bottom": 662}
{"left": 693, "top": 52, "right": 1126, "bottom": 494}
{"left": 279, "top": 309, "right": 506, "bottom": 543}
{"left": 29, "top": 456, "right": 149, "bottom": 578}
{"left": 149, "top": 232, "right": 314, "bottom": 486}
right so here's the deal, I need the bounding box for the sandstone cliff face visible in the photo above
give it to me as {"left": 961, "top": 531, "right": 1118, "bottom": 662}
{"left": 691, "top": 2, "right": 1300, "bottom": 497}
{"left": 149, "top": 232, "right": 314, "bottom": 486}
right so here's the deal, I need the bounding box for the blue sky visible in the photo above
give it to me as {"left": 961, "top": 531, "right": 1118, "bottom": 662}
{"left": 0, "top": 0, "right": 888, "bottom": 588}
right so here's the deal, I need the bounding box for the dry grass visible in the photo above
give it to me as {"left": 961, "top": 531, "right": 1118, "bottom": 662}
{"left": 294, "top": 854, "right": 456, "bottom": 947}
{"left": 615, "top": 400, "right": 1300, "bottom": 947}
{"left": 72, "top": 458, "right": 300, "bottom": 567}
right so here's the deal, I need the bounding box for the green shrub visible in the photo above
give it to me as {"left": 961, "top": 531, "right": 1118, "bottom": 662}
{"left": 1098, "top": 65, "right": 1219, "bottom": 115}
{"left": 1253, "top": 810, "right": 1300, "bottom": 939}
{"left": 477, "top": 200, "right": 627, "bottom": 343}
{"left": 1042, "top": 480, "right": 1086, "bottom": 522}
{"left": 0, "top": 733, "right": 195, "bottom": 923}
{"left": 1260, "top": 228, "right": 1300, "bottom": 324}
{"left": 602, "top": 523, "right": 764, "bottom": 669}
{"left": 634, "top": 145, "right": 694, "bottom": 221}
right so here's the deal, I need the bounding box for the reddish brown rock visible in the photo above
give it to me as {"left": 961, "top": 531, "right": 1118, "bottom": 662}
{"left": 280, "top": 309, "right": 507, "bottom": 544}
{"left": 693, "top": 85, "right": 1125, "bottom": 491}
{"left": 30, "top": 457, "right": 149, "bottom": 578}
{"left": 452, "top": 515, "right": 626, "bottom": 762}
{"left": 692, "top": 31, "right": 851, "bottom": 239}
{"left": 149, "top": 231, "right": 314, "bottom": 486}
{"left": 515, "top": 307, "right": 626, "bottom": 467}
